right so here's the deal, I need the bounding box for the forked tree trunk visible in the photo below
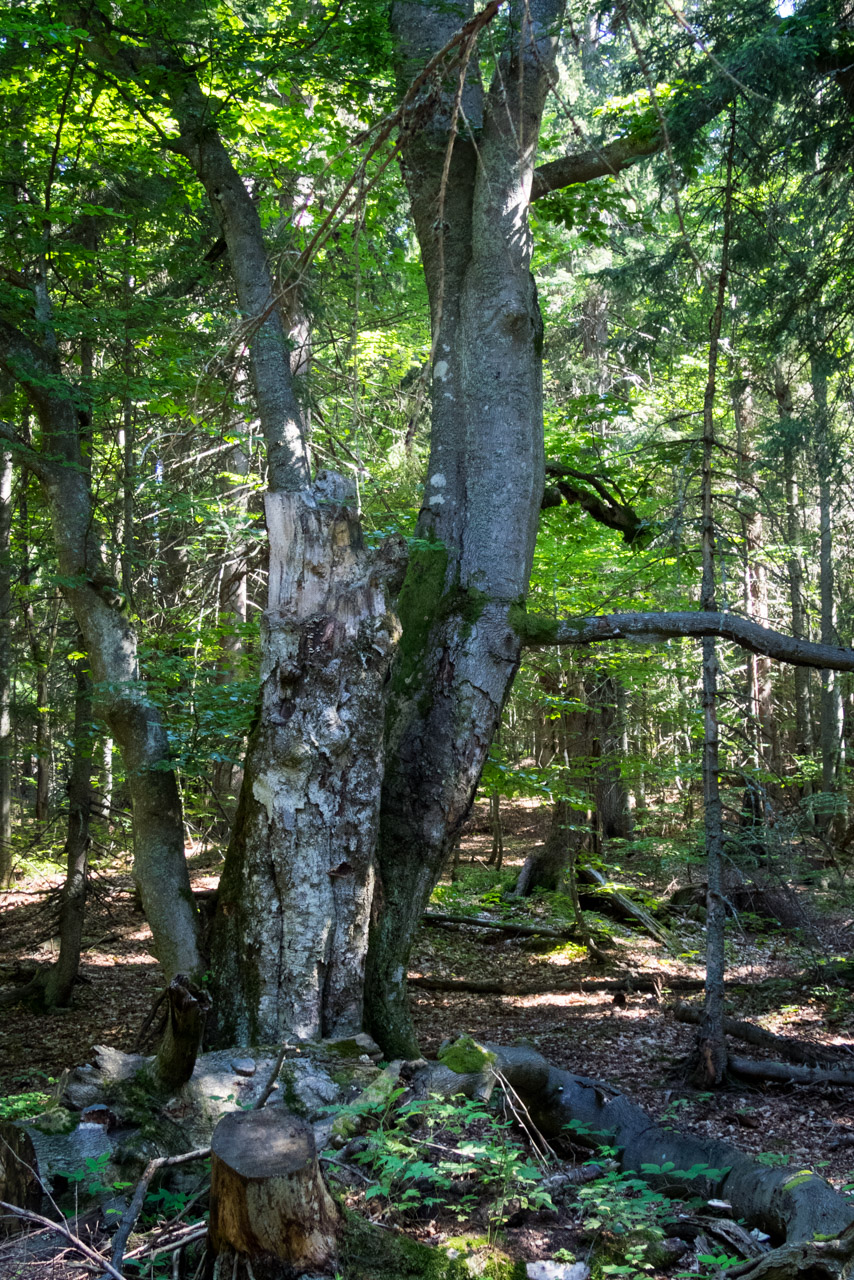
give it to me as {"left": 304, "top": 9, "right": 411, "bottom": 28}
{"left": 209, "top": 482, "right": 402, "bottom": 1045}
{"left": 364, "top": 0, "right": 565, "bottom": 1059}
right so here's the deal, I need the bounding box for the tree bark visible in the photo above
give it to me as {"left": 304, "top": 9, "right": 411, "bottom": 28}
{"left": 41, "top": 643, "right": 93, "bottom": 1009}
{"left": 515, "top": 797, "right": 579, "bottom": 895}
{"left": 365, "top": 0, "right": 566, "bottom": 1059}
{"left": 208, "top": 1108, "right": 339, "bottom": 1279}
{"left": 209, "top": 486, "right": 402, "bottom": 1045}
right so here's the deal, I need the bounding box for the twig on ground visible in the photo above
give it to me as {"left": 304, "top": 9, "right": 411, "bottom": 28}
{"left": 107, "top": 1147, "right": 210, "bottom": 1277}
{"left": 0, "top": 1201, "right": 127, "bottom": 1280}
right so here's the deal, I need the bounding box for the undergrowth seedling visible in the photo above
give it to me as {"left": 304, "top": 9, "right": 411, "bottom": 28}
{"left": 330, "top": 1090, "right": 554, "bottom": 1240}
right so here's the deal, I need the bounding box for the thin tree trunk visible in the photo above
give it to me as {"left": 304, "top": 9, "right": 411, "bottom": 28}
{"left": 813, "top": 354, "right": 845, "bottom": 830}
{"left": 212, "top": 446, "right": 250, "bottom": 801}
{"left": 0, "top": 377, "right": 13, "bottom": 885}
{"left": 775, "top": 368, "right": 813, "bottom": 798}
{"left": 488, "top": 791, "right": 504, "bottom": 869}
{"left": 590, "top": 671, "right": 633, "bottom": 840}
{"left": 42, "top": 643, "right": 92, "bottom": 1008}
{"left": 696, "top": 114, "right": 735, "bottom": 1088}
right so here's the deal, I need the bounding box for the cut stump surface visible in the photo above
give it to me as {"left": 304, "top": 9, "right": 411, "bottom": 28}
{"left": 209, "top": 1106, "right": 340, "bottom": 1277}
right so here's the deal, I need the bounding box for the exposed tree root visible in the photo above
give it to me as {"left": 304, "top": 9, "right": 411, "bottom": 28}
{"left": 674, "top": 1000, "right": 851, "bottom": 1069}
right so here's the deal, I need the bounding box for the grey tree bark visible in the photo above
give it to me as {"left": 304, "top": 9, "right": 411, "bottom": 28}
{"left": 0, "top": 317, "right": 204, "bottom": 986}
{"left": 363, "top": 0, "right": 566, "bottom": 1058}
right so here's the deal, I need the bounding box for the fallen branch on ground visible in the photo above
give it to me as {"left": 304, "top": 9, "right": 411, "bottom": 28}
{"left": 728, "top": 1055, "right": 854, "bottom": 1087}
{"left": 422, "top": 910, "right": 579, "bottom": 940}
{"left": 409, "top": 973, "right": 700, "bottom": 995}
{"left": 674, "top": 1000, "right": 850, "bottom": 1068}
{"left": 0, "top": 1201, "right": 127, "bottom": 1280}
{"left": 577, "top": 864, "right": 682, "bottom": 952}
{"left": 107, "top": 1147, "right": 210, "bottom": 1276}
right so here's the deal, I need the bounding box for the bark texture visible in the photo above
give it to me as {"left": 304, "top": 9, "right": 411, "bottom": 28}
{"left": 208, "top": 1108, "right": 339, "bottom": 1278}
{"left": 209, "top": 483, "right": 402, "bottom": 1045}
{"left": 365, "top": 0, "right": 566, "bottom": 1059}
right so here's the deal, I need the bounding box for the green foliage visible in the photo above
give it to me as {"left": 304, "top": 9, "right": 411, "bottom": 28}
{"left": 0, "top": 1089, "right": 52, "bottom": 1121}
{"left": 338, "top": 1092, "right": 553, "bottom": 1237}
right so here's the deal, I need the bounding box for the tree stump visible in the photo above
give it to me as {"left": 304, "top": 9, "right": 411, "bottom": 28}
{"left": 208, "top": 1107, "right": 340, "bottom": 1277}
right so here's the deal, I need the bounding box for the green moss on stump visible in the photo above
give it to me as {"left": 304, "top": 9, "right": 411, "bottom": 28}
{"left": 438, "top": 1036, "right": 496, "bottom": 1075}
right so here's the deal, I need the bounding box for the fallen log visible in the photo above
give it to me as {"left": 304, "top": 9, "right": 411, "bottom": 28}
{"left": 674, "top": 1000, "right": 850, "bottom": 1069}
{"left": 409, "top": 973, "right": 703, "bottom": 996}
{"left": 728, "top": 1055, "right": 854, "bottom": 1087}
{"left": 422, "top": 1039, "right": 854, "bottom": 1247}
{"left": 422, "top": 911, "right": 579, "bottom": 940}
{"left": 577, "top": 865, "right": 682, "bottom": 952}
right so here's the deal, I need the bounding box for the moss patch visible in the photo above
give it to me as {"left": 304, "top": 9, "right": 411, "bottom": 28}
{"left": 29, "top": 1107, "right": 77, "bottom": 1136}
{"left": 340, "top": 1211, "right": 463, "bottom": 1278}
{"left": 507, "top": 605, "right": 561, "bottom": 646}
{"left": 438, "top": 1036, "right": 496, "bottom": 1075}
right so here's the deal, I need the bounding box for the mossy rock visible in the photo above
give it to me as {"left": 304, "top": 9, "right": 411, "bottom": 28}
{"left": 438, "top": 1036, "right": 497, "bottom": 1076}
{"left": 340, "top": 1211, "right": 464, "bottom": 1278}
{"left": 442, "top": 1236, "right": 526, "bottom": 1279}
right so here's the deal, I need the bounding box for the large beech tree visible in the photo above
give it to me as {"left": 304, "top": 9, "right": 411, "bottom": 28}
{"left": 4, "top": 0, "right": 854, "bottom": 1064}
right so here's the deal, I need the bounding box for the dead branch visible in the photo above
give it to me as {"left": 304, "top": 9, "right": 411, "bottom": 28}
{"left": 252, "top": 1043, "right": 290, "bottom": 1110}
{"left": 673, "top": 1001, "right": 849, "bottom": 1068}
{"left": 107, "top": 1147, "right": 210, "bottom": 1276}
{"left": 728, "top": 1055, "right": 854, "bottom": 1087}
{"left": 0, "top": 1201, "right": 127, "bottom": 1280}
{"left": 409, "top": 973, "right": 697, "bottom": 995}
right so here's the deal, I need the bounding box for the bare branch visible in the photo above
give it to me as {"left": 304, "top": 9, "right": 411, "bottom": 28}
{"left": 516, "top": 608, "right": 854, "bottom": 671}
{"left": 0, "top": 1201, "right": 127, "bottom": 1280}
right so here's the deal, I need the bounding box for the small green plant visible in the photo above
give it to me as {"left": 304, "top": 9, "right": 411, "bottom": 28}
{"left": 340, "top": 1092, "right": 554, "bottom": 1237}
{"left": 755, "top": 1151, "right": 789, "bottom": 1168}
{"left": 66, "top": 1153, "right": 132, "bottom": 1202}
{"left": 0, "top": 1089, "right": 52, "bottom": 1121}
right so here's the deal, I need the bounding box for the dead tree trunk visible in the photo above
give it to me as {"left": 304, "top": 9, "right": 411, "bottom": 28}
{"left": 515, "top": 797, "right": 578, "bottom": 895}
{"left": 209, "top": 486, "right": 402, "bottom": 1045}
{"left": 208, "top": 1108, "right": 340, "bottom": 1279}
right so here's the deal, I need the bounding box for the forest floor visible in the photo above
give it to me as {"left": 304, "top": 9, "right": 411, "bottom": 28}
{"left": 2, "top": 799, "right": 854, "bottom": 1278}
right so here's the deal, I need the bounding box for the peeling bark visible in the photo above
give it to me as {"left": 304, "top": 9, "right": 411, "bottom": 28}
{"left": 209, "top": 483, "right": 403, "bottom": 1045}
